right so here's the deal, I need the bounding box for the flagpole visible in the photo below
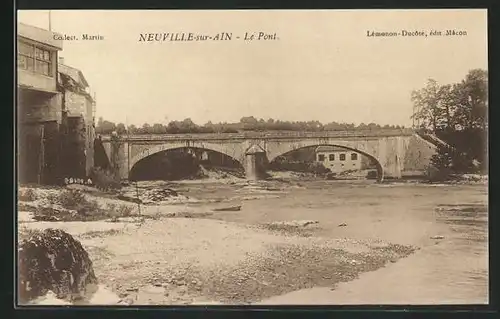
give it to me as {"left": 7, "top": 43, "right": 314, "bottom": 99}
{"left": 48, "top": 10, "right": 52, "bottom": 31}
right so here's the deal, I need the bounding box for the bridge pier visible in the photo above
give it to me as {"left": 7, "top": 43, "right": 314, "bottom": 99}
{"left": 245, "top": 145, "right": 267, "bottom": 180}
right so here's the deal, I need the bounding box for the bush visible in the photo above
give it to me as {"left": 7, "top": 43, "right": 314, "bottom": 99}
{"left": 105, "top": 203, "right": 137, "bottom": 222}
{"left": 90, "top": 167, "right": 121, "bottom": 192}
{"left": 19, "top": 188, "right": 37, "bottom": 202}
{"left": 74, "top": 199, "right": 101, "bottom": 218}
{"left": 426, "top": 165, "right": 451, "bottom": 182}
{"left": 427, "top": 145, "right": 478, "bottom": 182}
{"left": 117, "top": 204, "right": 134, "bottom": 217}
{"left": 35, "top": 189, "right": 103, "bottom": 221}
{"left": 57, "top": 189, "right": 87, "bottom": 209}
{"left": 307, "top": 162, "right": 331, "bottom": 174}
{"left": 325, "top": 172, "right": 337, "bottom": 180}
{"left": 18, "top": 227, "right": 42, "bottom": 242}
{"left": 33, "top": 198, "right": 137, "bottom": 222}
{"left": 366, "top": 170, "right": 378, "bottom": 180}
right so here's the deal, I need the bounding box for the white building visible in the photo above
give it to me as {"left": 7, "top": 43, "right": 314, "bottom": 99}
{"left": 315, "top": 146, "right": 363, "bottom": 173}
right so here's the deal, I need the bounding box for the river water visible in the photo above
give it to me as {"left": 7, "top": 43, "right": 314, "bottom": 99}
{"left": 154, "top": 178, "right": 489, "bottom": 304}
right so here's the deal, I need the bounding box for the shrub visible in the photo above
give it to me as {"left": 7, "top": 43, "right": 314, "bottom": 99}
{"left": 326, "top": 172, "right": 337, "bottom": 180}
{"left": 90, "top": 167, "right": 122, "bottom": 192}
{"left": 33, "top": 206, "right": 68, "bottom": 221}
{"left": 426, "top": 165, "right": 449, "bottom": 183}
{"left": 57, "top": 189, "right": 87, "bottom": 209}
{"left": 105, "top": 203, "right": 117, "bottom": 212}
{"left": 18, "top": 227, "right": 42, "bottom": 242}
{"left": 34, "top": 189, "right": 104, "bottom": 221}
{"left": 366, "top": 170, "right": 378, "bottom": 180}
{"left": 116, "top": 204, "right": 135, "bottom": 217}
{"left": 74, "top": 199, "right": 101, "bottom": 218}
{"left": 104, "top": 203, "right": 136, "bottom": 221}
{"left": 307, "top": 162, "right": 331, "bottom": 174}
{"left": 33, "top": 189, "right": 137, "bottom": 222}
{"left": 426, "top": 145, "right": 472, "bottom": 182}
{"left": 18, "top": 188, "right": 37, "bottom": 202}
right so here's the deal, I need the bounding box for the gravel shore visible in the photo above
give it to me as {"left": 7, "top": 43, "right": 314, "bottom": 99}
{"left": 20, "top": 216, "right": 416, "bottom": 305}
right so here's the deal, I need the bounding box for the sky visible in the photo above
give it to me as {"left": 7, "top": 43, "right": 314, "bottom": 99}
{"left": 17, "top": 9, "right": 488, "bottom": 127}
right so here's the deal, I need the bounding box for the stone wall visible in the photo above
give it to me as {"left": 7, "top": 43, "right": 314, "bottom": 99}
{"left": 402, "top": 134, "right": 437, "bottom": 175}
{"left": 63, "top": 91, "right": 95, "bottom": 176}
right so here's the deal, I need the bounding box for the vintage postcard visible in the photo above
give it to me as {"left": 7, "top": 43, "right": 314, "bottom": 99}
{"left": 16, "top": 9, "right": 488, "bottom": 306}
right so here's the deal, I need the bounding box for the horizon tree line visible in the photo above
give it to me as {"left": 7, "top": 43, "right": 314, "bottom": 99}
{"left": 95, "top": 117, "right": 407, "bottom": 135}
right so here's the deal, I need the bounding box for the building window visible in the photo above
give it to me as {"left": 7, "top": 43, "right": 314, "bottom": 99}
{"left": 17, "top": 41, "right": 53, "bottom": 77}
{"left": 318, "top": 154, "right": 325, "bottom": 161}
{"left": 339, "top": 153, "right": 346, "bottom": 161}
{"left": 351, "top": 153, "right": 358, "bottom": 161}
{"left": 329, "top": 154, "right": 335, "bottom": 161}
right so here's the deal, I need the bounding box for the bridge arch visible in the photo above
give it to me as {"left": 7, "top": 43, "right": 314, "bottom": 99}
{"left": 267, "top": 142, "right": 384, "bottom": 181}
{"left": 128, "top": 143, "right": 244, "bottom": 179}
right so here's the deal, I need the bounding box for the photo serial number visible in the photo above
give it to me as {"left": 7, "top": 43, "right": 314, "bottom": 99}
{"left": 366, "top": 29, "right": 468, "bottom": 38}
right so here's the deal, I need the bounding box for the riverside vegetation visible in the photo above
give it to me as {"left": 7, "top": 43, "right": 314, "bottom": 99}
{"left": 411, "top": 69, "right": 488, "bottom": 181}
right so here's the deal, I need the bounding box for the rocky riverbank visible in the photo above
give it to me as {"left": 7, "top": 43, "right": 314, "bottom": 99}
{"left": 17, "top": 184, "right": 419, "bottom": 305}
{"left": 19, "top": 215, "right": 416, "bottom": 305}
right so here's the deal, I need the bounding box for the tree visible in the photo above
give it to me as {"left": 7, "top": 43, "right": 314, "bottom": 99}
{"left": 454, "top": 69, "right": 488, "bottom": 130}
{"left": 96, "top": 120, "right": 116, "bottom": 134}
{"left": 152, "top": 123, "right": 167, "bottom": 134}
{"left": 437, "top": 84, "right": 456, "bottom": 131}
{"left": 411, "top": 79, "right": 444, "bottom": 131}
{"left": 240, "top": 116, "right": 258, "bottom": 125}
{"left": 324, "top": 121, "right": 342, "bottom": 131}
{"left": 116, "top": 123, "right": 127, "bottom": 135}
{"left": 167, "top": 121, "right": 180, "bottom": 134}
{"left": 142, "top": 123, "right": 152, "bottom": 134}
{"left": 179, "top": 118, "right": 198, "bottom": 133}
{"left": 357, "top": 123, "right": 367, "bottom": 130}
{"left": 411, "top": 69, "right": 488, "bottom": 176}
{"left": 127, "top": 124, "right": 137, "bottom": 134}
{"left": 239, "top": 116, "right": 259, "bottom": 131}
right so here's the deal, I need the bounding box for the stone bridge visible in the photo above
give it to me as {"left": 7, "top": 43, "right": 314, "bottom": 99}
{"left": 99, "top": 129, "right": 437, "bottom": 181}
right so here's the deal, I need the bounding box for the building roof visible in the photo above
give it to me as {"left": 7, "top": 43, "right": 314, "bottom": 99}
{"left": 17, "top": 23, "right": 63, "bottom": 50}
{"left": 57, "top": 65, "right": 94, "bottom": 103}
{"left": 315, "top": 146, "right": 353, "bottom": 153}
{"left": 58, "top": 64, "right": 89, "bottom": 88}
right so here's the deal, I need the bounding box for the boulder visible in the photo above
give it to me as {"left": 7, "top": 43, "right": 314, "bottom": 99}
{"left": 18, "top": 228, "right": 98, "bottom": 303}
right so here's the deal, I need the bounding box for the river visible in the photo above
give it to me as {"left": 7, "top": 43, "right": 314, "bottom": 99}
{"left": 143, "top": 178, "right": 489, "bottom": 304}
{"left": 22, "top": 177, "right": 488, "bottom": 305}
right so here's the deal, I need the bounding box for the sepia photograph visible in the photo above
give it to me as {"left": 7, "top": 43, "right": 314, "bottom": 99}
{"left": 16, "top": 9, "right": 488, "bottom": 306}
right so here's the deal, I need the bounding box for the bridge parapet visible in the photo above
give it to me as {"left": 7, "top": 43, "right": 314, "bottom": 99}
{"left": 100, "top": 129, "right": 414, "bottom": 142}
